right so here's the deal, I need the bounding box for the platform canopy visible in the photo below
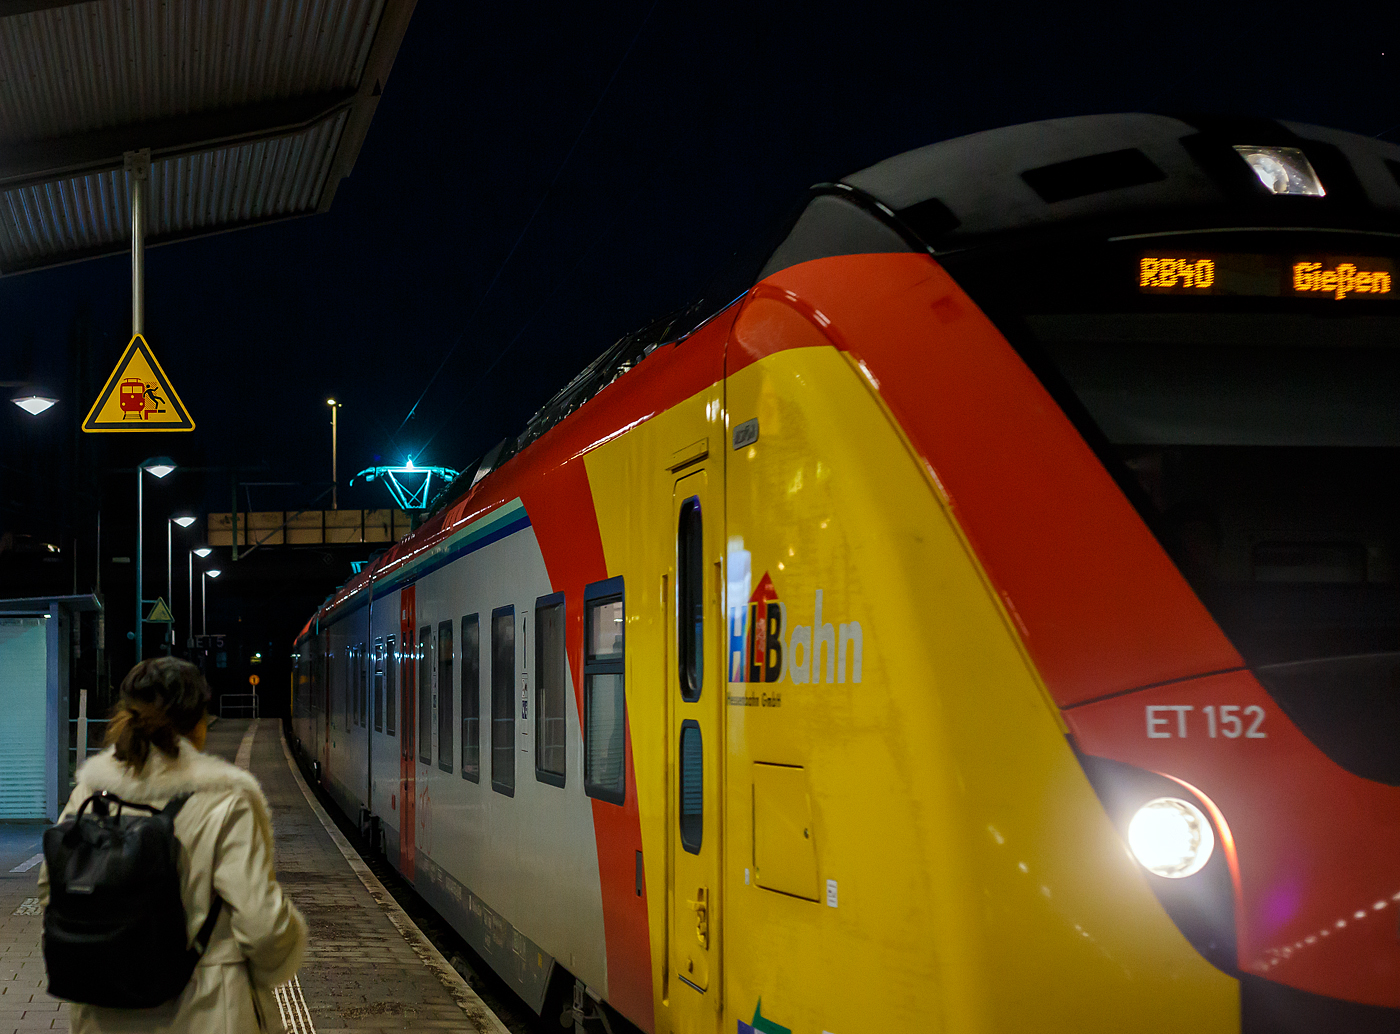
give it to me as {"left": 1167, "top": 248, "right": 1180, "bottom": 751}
{"left": 0, "top": 0, "right": 416, "bottom": 275}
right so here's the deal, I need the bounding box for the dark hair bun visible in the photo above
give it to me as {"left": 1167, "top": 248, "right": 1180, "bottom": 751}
{"left": 106, "top": 658, "right": 210, "bottom": 769}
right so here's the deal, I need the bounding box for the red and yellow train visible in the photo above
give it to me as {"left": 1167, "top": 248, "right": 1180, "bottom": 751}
{"left": 294, "top": 114, "right": 1400, "bottom": 1033}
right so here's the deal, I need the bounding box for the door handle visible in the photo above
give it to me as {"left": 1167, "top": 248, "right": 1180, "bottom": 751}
{"left": 685, "top": 886, "right": 709, "bottom": 949}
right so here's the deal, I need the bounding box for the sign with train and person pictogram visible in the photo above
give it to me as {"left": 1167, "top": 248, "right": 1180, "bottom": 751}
{"left": 82, "top": 334, "right": 194, "bottom": 432}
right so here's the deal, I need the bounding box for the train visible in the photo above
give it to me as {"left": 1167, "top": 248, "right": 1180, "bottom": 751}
{"left": 293, "top": 113, "right": 1400, "bottom": 1033}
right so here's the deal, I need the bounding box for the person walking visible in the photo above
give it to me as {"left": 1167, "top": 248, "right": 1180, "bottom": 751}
{"left": 39, "top": 657, "right": 308, "bottom": 1032}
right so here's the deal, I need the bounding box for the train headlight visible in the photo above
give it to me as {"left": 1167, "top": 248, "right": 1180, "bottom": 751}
{"left": 1233, "top": 145, "right": 1326, "bottom": 197}
{"left": 1128, "top": 797, "right": 1214, "bottom": 878}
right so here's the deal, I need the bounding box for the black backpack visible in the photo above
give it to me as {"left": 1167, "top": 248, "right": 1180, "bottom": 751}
{"left": 43, "top": 789, "right": 223, "bottom": 1008}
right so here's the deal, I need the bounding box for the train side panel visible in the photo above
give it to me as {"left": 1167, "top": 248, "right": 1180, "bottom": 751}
{"left": 368, "top": 586, "right": 401, "bottom": 865}
{"left": 323, "top": 611, "right": 351, "bottom": 818}
{"left": 292, "top": 639, "right": 311, "bottom": 758}
{"left": 400, "top": 515, "right": 609, "bottom": 1004}
{"left": 322, "top": 602, "right": 371, "bottom": 822}
{"left": 286, "top": 312, "right": 733, "bottom": 1031}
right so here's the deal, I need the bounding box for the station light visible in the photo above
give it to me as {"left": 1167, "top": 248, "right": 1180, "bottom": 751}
{"left": 1128, "top": 797, "right": 1215, "bottom": 878}
{"left": 193, "top": 546, "right": 212, "bottom": 558}
{"left": 11, "top": 395, "right": 57, "bottom": 415}
{"left": 206, "top": 569, "right": 222, "bottom": 578}
{"left": 141, "top": 456, "right": 176, "bottom": 479}
{"left": 172, "top": 515, "right": 196, "bottom": 528}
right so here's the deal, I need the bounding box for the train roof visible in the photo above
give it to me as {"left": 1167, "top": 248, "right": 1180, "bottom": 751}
{"left": 293, "top": 294, "right": 735, "bottom": 644}
{"left": 297, "top": 113, "right": 1400, "bottom": 643}
{"left": 849, "top": 113, "right": 1400, "bottom": 248}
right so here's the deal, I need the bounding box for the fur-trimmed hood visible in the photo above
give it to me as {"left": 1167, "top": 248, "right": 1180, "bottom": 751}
{"left": 74, "top": 740, "right": 275, "bottom": 853}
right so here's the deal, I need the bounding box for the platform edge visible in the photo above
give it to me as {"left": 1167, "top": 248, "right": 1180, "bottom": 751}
{"left": 275, "top": 722, "right": 513, "bottom": 1034}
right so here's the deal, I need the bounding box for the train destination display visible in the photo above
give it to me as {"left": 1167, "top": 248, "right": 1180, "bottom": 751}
{"left": 1138, "top": 253, "right": 1396, "bottom": 299}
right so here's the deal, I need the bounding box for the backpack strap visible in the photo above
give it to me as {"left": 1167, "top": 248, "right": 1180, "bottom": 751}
{"left": 160, "top": 793, "right": 222, "bottom": 958}
{"left": 191, "top": 896, "right": 223, "bottom": 957}
{"left": 160, "top": 793, "right": 193, "bottom": 820}
{"left": 78, "top": 790, "right": 166, "bottom": 820}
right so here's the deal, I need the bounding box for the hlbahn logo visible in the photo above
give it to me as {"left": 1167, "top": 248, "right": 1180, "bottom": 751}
{"left": 729, "top": 572, "right": 863, "bottom": 685}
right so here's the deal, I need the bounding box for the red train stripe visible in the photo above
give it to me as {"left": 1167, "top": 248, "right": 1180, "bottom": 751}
{"left": 741, "top": 253, "right": 1243, "bottom": 706}
{"left": 521, "top": 461, "right": 654, "bottom": 1031}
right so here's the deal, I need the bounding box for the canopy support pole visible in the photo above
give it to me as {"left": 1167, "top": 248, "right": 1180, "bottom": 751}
{"left": 125, "top": 149, "right": 150, "bottom": 338}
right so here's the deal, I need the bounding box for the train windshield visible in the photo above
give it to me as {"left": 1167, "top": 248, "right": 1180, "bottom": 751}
{"left": 943, "top": 231, "right": 1400, "bottom": 672}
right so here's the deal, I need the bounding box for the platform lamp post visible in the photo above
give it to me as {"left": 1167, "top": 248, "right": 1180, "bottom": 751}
{"left": 9, "top": 393, "right": 58, "bottom": 415}
{"left": 188, "top": 546, "right": 212, "bottom": 653}
{"left": 201, "top": 568, "right": 221, "bottom": 637}
{"left": 165, "top": 515, "right": 196, "bottom": 655}
{"left": 134, "top": 457, "right": 176, "bottom": 663}
{"left": 327, "top": 398, "right": 343, "bottom": 509}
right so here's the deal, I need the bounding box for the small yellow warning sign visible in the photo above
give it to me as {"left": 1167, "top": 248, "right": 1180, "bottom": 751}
{"left": 145, "top": 598, "right": 174, "bottom": 623}
{"left": 83, "top": 334, "right": 194, "bottom": 432}
{"left": 248, "top": 674, "right": 261, "bottom": 687}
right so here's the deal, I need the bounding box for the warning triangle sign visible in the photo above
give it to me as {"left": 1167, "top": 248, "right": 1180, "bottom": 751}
{"left": 83, "top": 334, "right": 194, "bottom": 432}
{"left": 145, "top": 598, "right": 174, "bottom": 623}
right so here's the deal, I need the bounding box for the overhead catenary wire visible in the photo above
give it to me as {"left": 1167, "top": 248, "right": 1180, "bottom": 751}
{"left": 415, "top": 228, "right": 604, "bottom": 457}
{"left": 416, "top": 126, "right": 688, "bottom": 459}
{"left": 393, "top": 0, "right": 661, "bottom": 439}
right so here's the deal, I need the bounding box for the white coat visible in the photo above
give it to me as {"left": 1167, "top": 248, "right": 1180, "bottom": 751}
{"left": 38, "top": 739, "right": 309, "bottom": 1034}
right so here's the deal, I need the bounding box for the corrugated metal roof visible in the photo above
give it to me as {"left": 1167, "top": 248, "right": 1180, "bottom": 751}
{"left": 0, "top": 0, "right": 414, "bottom": 274}
{"left": 0, "top": 109, "right": 347, "bottom": 266}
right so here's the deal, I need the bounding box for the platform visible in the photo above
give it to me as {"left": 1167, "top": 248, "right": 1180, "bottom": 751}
{"left": 0, "top": 718, "right": 509, "bottom": 1034}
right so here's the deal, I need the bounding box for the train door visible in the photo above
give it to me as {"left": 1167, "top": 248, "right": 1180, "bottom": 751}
{"left": 399, "top": 585, "right": 417, "bottom": 880}
{"left": 668, "top": 468, "right": 723, "bottom": 1031}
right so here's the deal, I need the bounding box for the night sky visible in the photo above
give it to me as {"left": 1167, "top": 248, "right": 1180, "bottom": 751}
{"left": 5, "top": 1, "right": 1400, "bottom": 528}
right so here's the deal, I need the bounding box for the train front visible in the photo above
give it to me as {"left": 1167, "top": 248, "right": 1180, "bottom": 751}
{"left": 802, "top": 115, "right": 1399, "bottom": 1031}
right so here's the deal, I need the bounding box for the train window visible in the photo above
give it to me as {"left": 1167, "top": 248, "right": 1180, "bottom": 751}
{"left": 385, "top": 635, "right": 396, "bottom": 736}
{"left": 418, "top": 626, "right": 432, "bottom": 765}
{"left": 679, "top": 720, "right": 702, "bottom": 853}
{"left": 678, "top": 497, "right": 703, "bottom": 701}
{"left": 326, "top": 652, "right": 335, "bottom": 725}
{"left": 587, "top": 598, "right": 624, "bottom": 661}
{"left": 373, "top": 639, "right": 385, "bottom": 732}
{"left": 359, "top": 642, "right": 368, "bottom": 728}
{"left": 491, "top": 607, "right": 516, "bottom": 796}
{"left": 535, "top": 594, "right": 566, "bottom": 787}
{"left": 345, "top": 646, "right": 353, "bottom": 728}
{"left": 461, "top": 615, "right": 480, "bottom": 782}
{"left": 584, "top": 578, "right": 625, "bottom": 805}
{"left": 438, "top": 620, "right": 454, "bottom": 773}
{"left": 302, "top": 644, "right": 312, "bottom": 713}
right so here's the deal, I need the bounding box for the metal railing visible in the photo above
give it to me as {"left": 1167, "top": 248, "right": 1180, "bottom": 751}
{"left": 220, "top": 694, "right": 260, "bottom": 719}
{"left": 68, "top": 717, "right": 110, "bottom": 784}
{"left": 69, "top": 717, "right": 110, "bottom": 761}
